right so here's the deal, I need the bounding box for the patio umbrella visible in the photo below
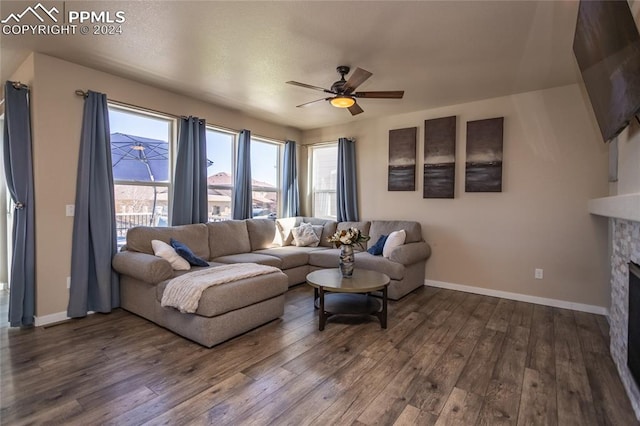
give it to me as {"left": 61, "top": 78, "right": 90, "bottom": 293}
{"left": 111, "top": 132, "right": 169, "bottom": 182}
{"left": 111, "top": 132, "right": 169, "bottom": 226}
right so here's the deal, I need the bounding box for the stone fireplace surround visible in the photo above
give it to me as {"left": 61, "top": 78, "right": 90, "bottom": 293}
{"left": 589, "top": 193, "right": 640, "bottom": 419}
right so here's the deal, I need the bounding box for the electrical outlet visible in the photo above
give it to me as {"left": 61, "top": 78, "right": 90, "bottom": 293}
{"left": 65, "top": 205, "right": 75, "bottom": 217}
{"left": 534, "top": 268, "right": 543, "bottom": 280}
{"left": 67, "top": 276, "right": 71, "bottom": 289}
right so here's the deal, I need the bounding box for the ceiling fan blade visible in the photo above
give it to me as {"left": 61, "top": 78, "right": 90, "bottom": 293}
{"left": 348, "top": 103, "right": 364, "bottom": 116}
{"left": 296, "top": 98, "right": 331, "bottom": 108}
{"left": 354, "top": 91, "right": 405, "bottom": 99}
{"left": 286, "top": 81, "right": 333, "bottom": 94}
{"left": 342, "top": 68, "right": 373, "bottom": 94}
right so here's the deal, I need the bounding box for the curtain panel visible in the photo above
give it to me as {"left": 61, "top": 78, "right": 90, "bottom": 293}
{"left": 171, "top": 116, "right": 208, "bottom": 225}
{"left": 336, "top": 137, "right": 359, "bottom": 222}
{"left": 68, "top": 90, "right": 119, "bottom": 317}
{"left": 3, "top": 81, "right": 36, "bottom": 327}
{"left": 232, "top": 129, "right": 252, "bottom": 220}
{"left": 282, "top": 140, "right": 300, "bottom": 217}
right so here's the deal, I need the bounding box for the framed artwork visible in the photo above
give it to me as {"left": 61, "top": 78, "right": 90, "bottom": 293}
{"left": 388, "top": 127, "right": 417, "bottom": 191}
{"left": 465, "top": 117, "right": 504, "bottom": 192}
{"left": 424, "top": 116, "right": 456, "bottom": 198}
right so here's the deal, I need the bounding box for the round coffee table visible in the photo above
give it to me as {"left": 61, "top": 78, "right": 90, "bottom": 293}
{"left": 306, "top": 268, "right": 391, "bottom": 331}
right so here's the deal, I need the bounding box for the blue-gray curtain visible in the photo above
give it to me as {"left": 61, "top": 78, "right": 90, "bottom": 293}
{"left": 171, "top": 116, "right": 208, "bottom": 225}
{"left": 282, "top": 140, "right": 299, "bottom": 217}
{"left": 232, "top": 129, "right": 252, "bottom": 220}
{"left": 337, "top": 137, "right": 359, "bottom": 222}
{"left": 3, "top": 81, "right": 35, "bottom": 327}
{"left": 68, "top": 91, "right": 119, "bottom": 317}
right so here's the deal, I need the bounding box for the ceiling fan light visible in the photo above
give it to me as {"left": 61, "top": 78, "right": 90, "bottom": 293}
{"left": 330, "top": 96, "right": 355, "bottom": 108}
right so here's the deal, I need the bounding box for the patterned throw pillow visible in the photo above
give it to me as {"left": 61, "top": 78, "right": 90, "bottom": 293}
{"left": 291, "top": 223, "right": 321, "bottom": 247}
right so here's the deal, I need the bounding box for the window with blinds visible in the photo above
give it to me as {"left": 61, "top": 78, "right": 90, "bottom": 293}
{"left": 311, "top": 144, "right": 338, "bottom": 219}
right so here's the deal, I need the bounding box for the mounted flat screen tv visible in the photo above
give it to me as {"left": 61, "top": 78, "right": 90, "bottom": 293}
{"left": 573, "top": 0, "right": 640, "bottom": 142}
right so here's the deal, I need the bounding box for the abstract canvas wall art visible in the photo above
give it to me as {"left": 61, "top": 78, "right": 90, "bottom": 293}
{"left": 388, "top": 127, "right": 417, "bottom": 191}
{"left": 424, "top": 116, "right": 456, "bottom": 198}
{"left": 465, "top": 117, "right": 504, "bottom": 192}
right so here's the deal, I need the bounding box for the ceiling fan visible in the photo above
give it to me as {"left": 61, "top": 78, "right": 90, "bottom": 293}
{"left": 286, "top": 66, "right": 404, "bottom": 116}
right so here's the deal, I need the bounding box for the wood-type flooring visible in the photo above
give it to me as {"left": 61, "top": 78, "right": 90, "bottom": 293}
{"left": 1, "top": 285, "right": 638, "bottom": 425}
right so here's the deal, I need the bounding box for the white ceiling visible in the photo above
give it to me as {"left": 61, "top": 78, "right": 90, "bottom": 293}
{"left": 0, "top": 0, "right": 581, "bottom": 130}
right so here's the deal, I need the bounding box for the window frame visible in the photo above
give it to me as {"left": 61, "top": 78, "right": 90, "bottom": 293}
{"left": 249, "top": 136, "right": 283, "bottom": 219}
{"left": 205, "top": 126, "right": 237, "bottom": 221}
{"left": 108, "top": 103, "right": 176, "bottom": 232}
{"left": 310, "top": 142, "right": 338, "bottom": 220}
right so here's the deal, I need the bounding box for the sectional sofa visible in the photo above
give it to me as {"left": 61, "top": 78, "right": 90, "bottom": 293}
{"left": 112, "top": 217, "right": 431, "bottom": 347}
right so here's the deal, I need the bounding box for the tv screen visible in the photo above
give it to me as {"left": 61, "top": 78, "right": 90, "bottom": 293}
{"left": 573, "top": 0, "right": 640, "bottom": 142}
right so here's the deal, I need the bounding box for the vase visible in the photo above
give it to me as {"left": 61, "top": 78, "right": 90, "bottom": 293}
{"left": 339, "top": 245, "right": 355, "bottom": 278}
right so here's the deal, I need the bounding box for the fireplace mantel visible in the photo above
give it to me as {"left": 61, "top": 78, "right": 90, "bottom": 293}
{"left": 588, "top": 192, "right": 640, "bottom": 222}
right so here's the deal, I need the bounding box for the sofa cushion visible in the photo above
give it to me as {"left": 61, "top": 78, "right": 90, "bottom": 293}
{"left": 127, "top": 224, "right": 210, "bottom": 259}
{"left": 246, "top": 219, "right": 277, "bottom": 251}
{"left": 368, "top": 221, "right": 422, "bottom": 249}
{"left": 207, "top": 220, "right": 251, "bottom": 258}
{"left": 308, "top": 248, "right": 341, "bottom": 268}
{"left": 302, "top": 218, "right": 338, "bottom": 248}
{"left": 151, "top": 240, "right": 190, "bottom": 270}
{"left": 212, "top": 252, "right": 282, "bottom": 267}
{"left": 156, "top": 270, "right": 288, "bottom": 317}
{"left": 254, "top": 247, "right": 318, "bottom": 269}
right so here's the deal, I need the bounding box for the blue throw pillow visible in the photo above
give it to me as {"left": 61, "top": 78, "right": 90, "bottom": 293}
{"left": 367, "top": 235, "right": 388, "bottom": 256}
{"left": 170, "top": 238, "right": 209, "bottom": 267}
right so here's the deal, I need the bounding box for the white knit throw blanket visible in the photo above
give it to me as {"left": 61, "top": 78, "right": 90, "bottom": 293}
{"left": 161, "top": 263, "right": 280, "bottom": 314}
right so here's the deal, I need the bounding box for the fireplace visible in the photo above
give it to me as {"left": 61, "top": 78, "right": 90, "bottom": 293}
{"left": 630, "top": 262, "right": 640, "bottom": 388}
{"left": 609, "top": 218, "right": 640, "bottom": 419}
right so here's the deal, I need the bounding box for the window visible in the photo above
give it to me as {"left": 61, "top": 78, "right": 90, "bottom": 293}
{"left": 205, "top": 131, "right": 282, "bottom": 220}
{"left": 108, "top": 105, "right": 174, "bottom": 244}
{"left": 206, "top": 128, "right": 235, "bottom": 221}
{"left": 250, "top": 138, "right": 281, "bottom": 219}
{"left": 311, "top": 144, "right": 338, "bottom": 219}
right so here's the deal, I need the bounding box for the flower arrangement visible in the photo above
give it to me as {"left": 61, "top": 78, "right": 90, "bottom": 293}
{"left": 328, "top": 227, "right": 371, "bottom": 249}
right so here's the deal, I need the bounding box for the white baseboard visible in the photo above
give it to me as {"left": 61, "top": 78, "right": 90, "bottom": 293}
{"left": 425, "top": 279, "right": 609, "bottom": 316}
{"left": 35, "top": 310, "right": 94, "bottom": 327}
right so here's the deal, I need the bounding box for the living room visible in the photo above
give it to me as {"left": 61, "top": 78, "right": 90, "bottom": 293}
{"left": 1, "top": 0, "right": 640, "bottom": 424}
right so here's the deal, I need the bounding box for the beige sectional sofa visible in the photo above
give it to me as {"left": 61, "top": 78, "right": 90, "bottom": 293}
{"left": 112, "top": 217, "right": 431, "bottom": 347}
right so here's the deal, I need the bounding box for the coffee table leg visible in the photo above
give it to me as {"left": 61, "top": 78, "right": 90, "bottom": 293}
{"left": 314, "top": 287, "right": 319, "bottom": 309}
{"left": 381, "top": 287, "right": 388, "bottom": 329}
{"left": 319, "top": 286, "right": 326, "bottom": 331}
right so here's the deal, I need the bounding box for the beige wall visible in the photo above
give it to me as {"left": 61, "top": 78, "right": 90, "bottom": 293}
{"left": 613, "top": 0, "right": 640, "bottom": 195}
{"left": 26, "top": 53, "right": 301, "bottom": 317}
{"left": 303, "top": 84, "right": 611, "bottom": 308}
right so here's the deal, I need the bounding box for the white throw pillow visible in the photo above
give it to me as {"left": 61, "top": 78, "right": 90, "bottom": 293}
{"left": 151, "top": 239, "right": 190, "bottom": 270}
{"left": 291, "top": 223, "right": 321, "bottom": 247}
{"left": 383, "top": 229, "right": 406, "bottom": 258}
{"left": 275, "top": 217, "right": 300, "bottom": 246}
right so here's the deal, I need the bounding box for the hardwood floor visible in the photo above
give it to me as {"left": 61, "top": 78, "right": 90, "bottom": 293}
{"left": 1, "top": 285, "right": 638, "bottom": 425}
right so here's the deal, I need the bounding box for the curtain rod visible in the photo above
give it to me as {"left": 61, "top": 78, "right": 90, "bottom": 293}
{"left": 308, "top": 138, "right": 355, "bottom": 147}
{"left": 11, "top": 81, "right": 29, "bottom": 90}
{"left": 74, "top": 89, "right": 238, "bottom": 134}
